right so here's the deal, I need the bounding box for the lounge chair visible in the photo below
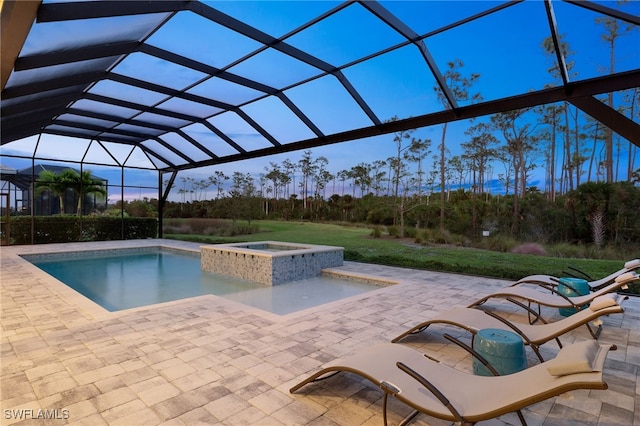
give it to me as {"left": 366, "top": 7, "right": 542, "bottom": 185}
{"left": 391, "top": 294, "right": 623, "bottom": 361}
{"left": 513, "top": 258, "right": 639, "bottom": 291}
{"left": 291, "top": 340, "right": 615, "bottom": 425}
{"left": 468, "top": 272, "right": 636, "bottom": 320}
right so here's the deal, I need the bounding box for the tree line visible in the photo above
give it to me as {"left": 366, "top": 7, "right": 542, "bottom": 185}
{"left": 167, "top": 16, "right": 638, "bottom": 240}
{"left": 160, "top": 178, "right": 639, "bottom": 248}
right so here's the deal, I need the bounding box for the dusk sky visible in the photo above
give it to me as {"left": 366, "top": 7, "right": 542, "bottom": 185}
{"left": 2, "top": 0, "right": 639, "bottom": 202}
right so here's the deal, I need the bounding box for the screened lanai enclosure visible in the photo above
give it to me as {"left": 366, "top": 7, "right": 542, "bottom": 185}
{"left": 1, "top": 0, "right": 639, "bottom": 245}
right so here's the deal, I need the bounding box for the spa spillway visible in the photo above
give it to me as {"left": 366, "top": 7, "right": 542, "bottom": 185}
{"left": 201, "top": 241, "right": 344, "bottom": 285}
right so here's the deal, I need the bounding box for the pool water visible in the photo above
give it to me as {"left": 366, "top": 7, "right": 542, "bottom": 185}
{"left": 28, "top": 248, "right": 380, "bottom": 314}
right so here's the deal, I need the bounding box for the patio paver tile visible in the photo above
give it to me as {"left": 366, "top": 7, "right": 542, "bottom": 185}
{"left": 202, "top": 393, "right": 250, "bottom": 420}
{"left": 176, "top": 407, "right": 220, "bottom": 425}
{"left": 171, "top": 369, "right": 222, "bottom": 393}
{"left": 64, "top": 399, "right": 98, "bottom": 422}
{"left": 39, "top": 383, "right": 101, "bottom": 410}
{"left": 138, "top": 382, "right": 182, "bottom": 406}
{"left": 67, "top": 413, "right": 109, "bottom": 426}
{"left": 129, "top": 376, "right": 170, "bottom": 394}
{"left": 119, "top": 366, "right": 161, "bottom": 388}
{"left": 31, "top": 371, "right": 78, "bottom": 399}
{"left": 248, "top": 388, "right": 294, "bottom": 415}
{"left": 222, "top": 406, "right": 268, "bottom": 425}
{"left": 109, "top": 408, "right": 163, "bottom": 426}
{"left": 91, "top": 386, "right": 138, "bottom": 412}
{"left": 271, "top": 399, "right": 327, "bottom": 426}
{"left": 1, "top": 373, "right": 35, "bottom": 399}
{"left": 100, "top": 399, "right": 148, "bottom": 423}
{"left": 151, "top": 390, "right": 212, "bottom": 422}
{"left": 62, "top": 354, "right": 105, "bottom": 376}
{"left": 74, "top": 364, "right": 126, "bottom": 386}
{"left": 597, "top": 402, "right": 635, "bottom": 426}
{"left": 322, "top": 399, "right": 376, "bottom": 426}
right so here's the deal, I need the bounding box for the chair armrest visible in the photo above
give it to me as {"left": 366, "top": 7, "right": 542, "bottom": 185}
{"left": 510, "top": 276, "right": 561, "bottom": 288}
{"left": 442, "top": 333, "right": 501, "bottom": 376}
{"left": 566, "top": 266, "right": 594, "bottom": 281}
{"left": 505, "top": 297, "right": 551, "bottom": 324}
{"left": 554, "top": 279, "right": 583, "bottom": 299}
{"left": 396, "top": 361, "right": 466, "bottom": 424}
{"left": 482, "top": 310, "right": 535, "bottom": 347}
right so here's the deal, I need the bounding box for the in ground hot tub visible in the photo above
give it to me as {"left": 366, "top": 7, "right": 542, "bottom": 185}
{"left": 201, "top": 241, "right": 344, "bottom": 285}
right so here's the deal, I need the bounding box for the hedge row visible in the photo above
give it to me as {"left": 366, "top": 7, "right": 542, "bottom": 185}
{"left": 8, "top": 216, "right": 158, "bottom": 244}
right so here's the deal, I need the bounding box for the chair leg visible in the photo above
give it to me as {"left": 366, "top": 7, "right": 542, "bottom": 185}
{"left": 398, "top": 410, "right": 420, "bottom": 426}
{"left": 383, "top": 393, "right": 389, "bottom": 426}
{"left": 516, "top": 410, "right": 528, "bottom": 425}
{"left": 527, "top": 302, "right": 541, "bottom": 325}
{"left": 586, "top": 322, "right": 603, "bottom": 339}
{"left": 382, "top": 392, "right": 421, "bottom": 426}
{"left": 532, "top": 345, "right": 545, "bottom": 363}
{"left": 554, "top": 337, "right": 563, "bottom": 349}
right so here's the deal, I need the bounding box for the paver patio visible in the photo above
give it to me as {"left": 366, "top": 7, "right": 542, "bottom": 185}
{"left": 1, "top": 240, "right": 638, "bottom": 425}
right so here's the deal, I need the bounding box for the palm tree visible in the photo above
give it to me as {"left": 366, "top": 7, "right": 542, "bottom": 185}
{"left": 35, "top": 168, "right": 106, "bottom": 215}
{"left": 67, "top": 170, "right": 107, "bottom": 215}
{"left": 35, "top": 169, "right": 76, "bottom": 214}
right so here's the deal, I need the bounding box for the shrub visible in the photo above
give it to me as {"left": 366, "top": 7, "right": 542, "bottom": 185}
{"left": 412, "top": 228, "right": 469, "bottom": 246}
{"left": 479, "top": 234, "right": 519, "bottom": 252}
{"left": 10, "top": 216, "right": 157, "bottom": 244}
{"left": 229, "top": 223, "right": 260, "bottom": 236}
{"left": 387, "top": 225, "right": 401, "bottom": 238}
{"left": 453, "top": 234, "right": 472, "bottom": 247}
{"left": 546, "top": 242, "right": 588, "bottom": 259}
{"left": 544, "top": 242, "right": 629, "bottom": 260}
{"left": 417, "top": 228, "right": 432, "bottom": 244}
{"left": 163, "top": 223, "right": 192, "bottom": 235}
{"left": 511, "top": 243, "right": 548, "bottom": 256}
{"left": 403, "top": 226, "right": 418, "bottom": 239}
{"left": 343, "top": 249, "right": 365, "bottom": 261}
{"left": 431, "top": 228, "right": 454, "bottom": 244}
{"left": 366, "top": 206, "right": 394, "bottom": 225}
{"left": 162, "top": 218, "right": 260, "bottom": 237}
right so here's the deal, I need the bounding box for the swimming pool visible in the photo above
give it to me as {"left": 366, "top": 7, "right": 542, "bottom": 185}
{"left": 25, "top": 248, "right": 384, "bottom": 315}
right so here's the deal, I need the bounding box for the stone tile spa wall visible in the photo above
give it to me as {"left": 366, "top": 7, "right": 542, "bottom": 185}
{"left": 201, "top": 241, "right": 344, "bottom": 285}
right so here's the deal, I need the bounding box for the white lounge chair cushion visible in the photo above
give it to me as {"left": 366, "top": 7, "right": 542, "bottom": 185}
{"left": 546, "top": 340, "right": 601, "bottom": 376}
{"left": 589, "top": 294, "right": 618, "bottom": 311}
{"left": 624, "top": 259, "right": 639, "bottom": 269}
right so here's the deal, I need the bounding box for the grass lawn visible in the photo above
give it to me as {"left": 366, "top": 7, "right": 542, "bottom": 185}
{"left": 166, "top": 220, "right": 636, "bottom": 292}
